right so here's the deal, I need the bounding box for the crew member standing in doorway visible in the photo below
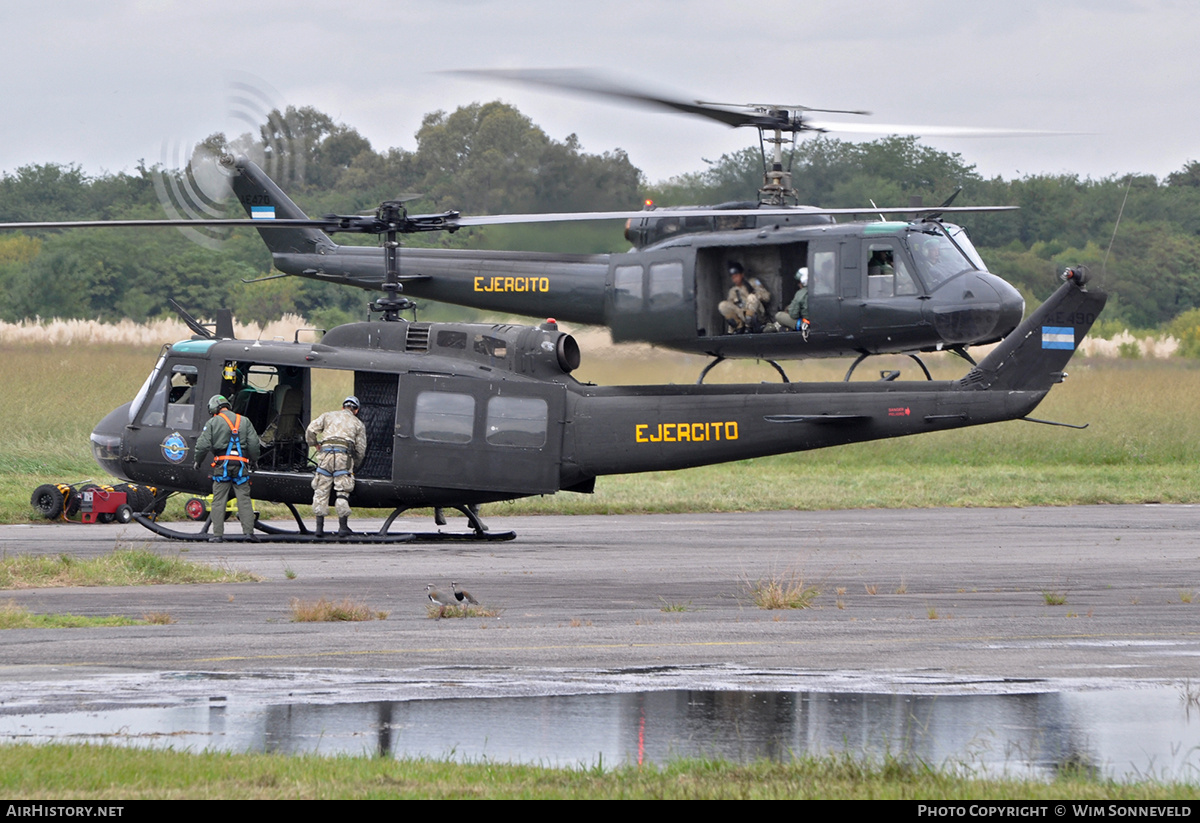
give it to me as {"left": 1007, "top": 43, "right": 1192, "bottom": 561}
{"left": 306, "top": 395, "right": 368, "bottom": 537}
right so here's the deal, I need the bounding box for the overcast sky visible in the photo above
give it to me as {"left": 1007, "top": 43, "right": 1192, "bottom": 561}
{"left": 3, "top": 0, "right": 1196, "bottom": 189}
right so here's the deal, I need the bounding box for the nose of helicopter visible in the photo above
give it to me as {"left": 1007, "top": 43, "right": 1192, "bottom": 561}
{"left": 928, "top": 270, "right": 1025, "bottom": 345}
{"left": 90, "top": 402, "right": 132, "bottom": 480}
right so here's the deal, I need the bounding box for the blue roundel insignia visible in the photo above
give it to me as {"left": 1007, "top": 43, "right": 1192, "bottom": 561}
{"left": 161, "top": 432, "right": 189, "bottom": 464}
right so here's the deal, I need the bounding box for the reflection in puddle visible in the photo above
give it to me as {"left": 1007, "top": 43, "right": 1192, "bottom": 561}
{"left": 3, "top": 685, "right": 1199, "bottom": 780}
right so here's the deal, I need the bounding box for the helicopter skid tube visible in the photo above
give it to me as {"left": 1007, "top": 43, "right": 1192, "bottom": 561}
{"left": 131, "top": 514, "right": 514, "bottom": 544}
{"left": 132, "top": 513, "right": 415, "bottom": 544}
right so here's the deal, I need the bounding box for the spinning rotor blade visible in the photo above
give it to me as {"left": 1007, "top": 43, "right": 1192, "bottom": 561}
{"left": 804, "top": 121, "right": 1079, "bottom": 137}
{"left": 449, "top": 68, "right": 1074, "bottom": 139}
{"left": 0, "top": 205, "right": 1018, "bottom": 236}
{"left": 0, "top": 218, "right": 333, "bottom": 231}
{"left": 698, "top": 100, "right": 871, "bottom": 117}
{"left": 449, "top": 205, "right": 1017, "bottom": 226}
{"left": 446, "top": 68, "right": 832, "bottom": 130}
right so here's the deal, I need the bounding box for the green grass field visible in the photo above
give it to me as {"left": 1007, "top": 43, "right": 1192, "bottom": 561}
{"left": 1, "top": 744, "right": 1195, "bottom": 800}
{"left": 3, "top": 339, "right": 1199, "bottom": 524}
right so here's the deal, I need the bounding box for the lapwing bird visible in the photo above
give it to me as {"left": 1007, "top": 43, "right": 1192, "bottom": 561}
{"left": 426, "top": 583, "right": 453, "bottom": 617}
{"left": 451, "top": 581, "right": 479, "bottom": 605}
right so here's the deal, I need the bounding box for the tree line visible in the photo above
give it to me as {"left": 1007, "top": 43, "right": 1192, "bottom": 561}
{"left": 1, "top": 101, "right": 1198, "bottom": 334}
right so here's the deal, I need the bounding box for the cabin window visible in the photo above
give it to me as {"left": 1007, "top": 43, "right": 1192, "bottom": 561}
{"left": 811, "top": 251, "right": 837, "bottom": 296}
{"left": 648, "top": 261, "right": 684, "bottom": 310}
{"left": 473, "top": 334, "right": 507, "bottom": 361}
{"left": 614, "top": 265, "right": 643, "bottom": 312}
{"left": 436, "top": 330, "right": 467, "bottom": 350}
{"left": 485, "top": 396, "right": 548, "bottom": 448}
{"left": 414, "top": 391, "right": 475, "bottom": 444}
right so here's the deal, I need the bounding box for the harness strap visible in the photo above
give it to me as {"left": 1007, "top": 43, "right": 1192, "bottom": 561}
{"left": 211, "top": 412, "right": 249, "bottom": 482}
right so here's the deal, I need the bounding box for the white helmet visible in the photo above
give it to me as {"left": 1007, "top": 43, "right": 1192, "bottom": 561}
{"left": 795, "top": 267, "right": 809, "bottom": 287}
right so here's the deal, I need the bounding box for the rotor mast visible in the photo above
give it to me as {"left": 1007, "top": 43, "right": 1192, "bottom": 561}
{"left": 757, "top": 114, "right": 801, "bottom": 206}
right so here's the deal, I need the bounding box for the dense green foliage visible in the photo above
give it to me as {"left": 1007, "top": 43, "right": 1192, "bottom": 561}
{"left": 2, "top": 103, "right": 1200, "bottom": 331}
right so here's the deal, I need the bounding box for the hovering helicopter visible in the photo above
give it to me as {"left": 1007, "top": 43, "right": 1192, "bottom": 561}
{"left": 225, "top": 122, "right": 1025, "bottom": 382}
{"left": 223, "top": 70, "right": 1046, "bottom": 378}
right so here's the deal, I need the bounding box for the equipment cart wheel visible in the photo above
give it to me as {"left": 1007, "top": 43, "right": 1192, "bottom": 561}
{"left": 115, "top": 504, "right": 133, "bottom": 524}
{"left": 184, "top": 497, "right": 208, "bottom": 521}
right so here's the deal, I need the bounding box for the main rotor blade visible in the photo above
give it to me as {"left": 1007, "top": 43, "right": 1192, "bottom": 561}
{"left": 0, "top": 218, "right": 331, "bottom": 231}
{"left": 698, "top": 100, "right": 871, "bottom": 117}
{"left": 805, "top": 120, "right": 1080, "bottom": 137}
{"left": 449, "top": 205, "right": 1018, "bottom": 226}
{"left": 446, "top": 68, "right": 792, "bottom": 129}
{"left": 0, "top": 205, "right": 1019, "bottom": 235}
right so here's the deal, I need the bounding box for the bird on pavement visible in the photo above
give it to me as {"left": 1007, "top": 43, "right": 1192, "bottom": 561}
{"left": 451, "top": 581, "right": 479, "bottom": 605}
{"left": 426, "top": 583, "right": 453, "bottom": 617}
{"left": 426, "top": 583, "right": 453, "bottom": 606}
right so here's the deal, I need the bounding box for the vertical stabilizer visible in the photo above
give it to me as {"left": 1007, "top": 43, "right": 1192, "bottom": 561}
{"left": 226, "top": 155, "right": 334, "bottom": 255}
{"left": 962, "top": 269, "right": 1106, "bottom": 392}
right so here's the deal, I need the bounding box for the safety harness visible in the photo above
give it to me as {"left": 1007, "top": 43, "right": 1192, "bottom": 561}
{"left": 212, "top": 411, "right": 250, "bottom": 485}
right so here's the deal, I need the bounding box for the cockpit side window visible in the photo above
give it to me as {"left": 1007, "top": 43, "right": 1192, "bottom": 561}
{"left": 865, "top": 243, "right": 918, "bottom": 298}
{"left": 137, "top": 374, "right": 170, "bottom": 427}
{"left": 139, "top": 362, "right": 203, "bottom": 429}
{"left": 130, "top": 353, "right": 166, "bottom": 425}
{"left": 166, "top": 365, "right": 199, "bottom": 430}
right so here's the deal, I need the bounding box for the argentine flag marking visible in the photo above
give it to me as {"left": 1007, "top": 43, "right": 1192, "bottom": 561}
{"left": 251, "top": 206, "right": 276, "bottom": 220}
{"left": 1041, "top": 326, "right": 1075, "bottom": 350}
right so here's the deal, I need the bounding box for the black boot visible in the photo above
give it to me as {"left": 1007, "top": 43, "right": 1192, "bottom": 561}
{"left": 337, "top": 516, "right": 351, "bottom": 537}
{"left": 315, "top": 516, "right": 325, "bottom": 537}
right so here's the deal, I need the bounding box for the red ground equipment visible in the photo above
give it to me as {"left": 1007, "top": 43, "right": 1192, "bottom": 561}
{"left": 29, "top": 482, "right": 164, "bottom": 523}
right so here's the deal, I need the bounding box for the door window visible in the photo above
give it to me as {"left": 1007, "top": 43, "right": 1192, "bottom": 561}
{"left": 414, "top": 392, "right": 475, "bottom": 444}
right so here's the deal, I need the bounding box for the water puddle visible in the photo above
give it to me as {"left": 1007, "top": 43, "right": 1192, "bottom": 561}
{"left": 2, "top": 671, "right": 1198, "bottom": 780}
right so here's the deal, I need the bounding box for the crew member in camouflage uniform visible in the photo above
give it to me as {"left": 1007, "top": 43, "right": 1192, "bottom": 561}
{"left": 718, "top": 261, "right": 771, "bottom": 334}
{"left": 306, "top": 395, "right": 368, "bottom": 537}
{"left": 193, "top": 394, "right": 260, "bottom": 543}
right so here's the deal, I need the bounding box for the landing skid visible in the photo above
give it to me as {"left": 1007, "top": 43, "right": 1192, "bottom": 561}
{"left": 697, "top": 355, "right": 791, "bottom": 384}
{"left": 131, "top": 501, "right": 515, "bottom": 544}
{"left": 843, "top": 352, "right": 932, "bottom": 382}
{"left": 377, "top": 502, "right": 514, "bottom": 541}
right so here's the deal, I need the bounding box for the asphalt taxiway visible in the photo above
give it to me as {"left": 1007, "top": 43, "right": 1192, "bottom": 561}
{"left": 1, "top": 505, "right": 1197, "bottom": 692}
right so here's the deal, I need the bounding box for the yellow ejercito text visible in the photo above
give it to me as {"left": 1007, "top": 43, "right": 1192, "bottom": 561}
{"left": 473, "top": 276, "right": 550, "bottom": 293}
{"left": 635, "top": 422, "right": 739, "bottom": 443}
